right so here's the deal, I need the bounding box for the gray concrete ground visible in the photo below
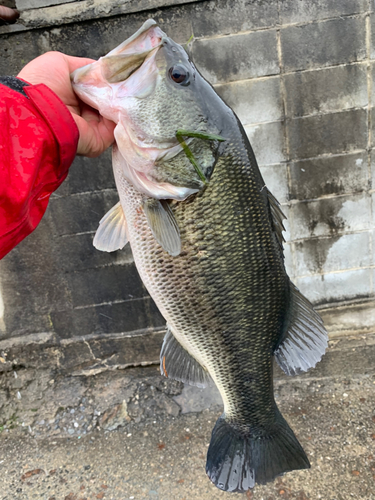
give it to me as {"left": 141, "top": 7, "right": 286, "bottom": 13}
{"left": 0, "top": 334, "right": 374, "bottom": 500}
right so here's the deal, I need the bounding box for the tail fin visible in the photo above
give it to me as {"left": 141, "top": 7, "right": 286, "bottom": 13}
{"left": 206, "top": 409, "right": 310, "bottom": 492}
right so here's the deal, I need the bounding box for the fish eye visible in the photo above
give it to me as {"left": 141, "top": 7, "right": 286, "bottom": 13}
{"left": 168, "top": 65, "right": 190, "bottom": 86}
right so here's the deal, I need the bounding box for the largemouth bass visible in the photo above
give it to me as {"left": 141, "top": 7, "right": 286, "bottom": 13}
{"left": 71, "top": 20, "right": 328, "bottom": 492}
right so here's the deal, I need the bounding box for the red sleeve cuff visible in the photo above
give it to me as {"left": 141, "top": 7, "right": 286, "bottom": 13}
{"left": 24, "top": 83, "right": 79, "bottom": 176}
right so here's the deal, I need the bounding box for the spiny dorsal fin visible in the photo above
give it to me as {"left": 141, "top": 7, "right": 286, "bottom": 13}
{"left": 274, "top": 282, "right": 328, "bottom": 376}
{"left": 160, "top": 325, "right": 211, "bottom": 388}
{"left": 264, "top": 187, "right": 286, "bottom": 253}
{"left": 93, "top": 201, "right": 128, "bottom": 252}
{"left": 143, "top": 198, "right": 181, "bottom": 256}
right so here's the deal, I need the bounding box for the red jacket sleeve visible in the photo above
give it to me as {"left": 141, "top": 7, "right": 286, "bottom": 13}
{"left": 0, "top": 81, "right": 79, "bottom": 259}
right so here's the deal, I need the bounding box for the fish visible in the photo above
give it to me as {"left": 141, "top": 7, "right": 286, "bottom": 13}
{"left": 71, "top": 19, "right": 328, "bottom": 492}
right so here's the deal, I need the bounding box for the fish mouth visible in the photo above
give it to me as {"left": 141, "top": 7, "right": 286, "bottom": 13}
{"left": 71, "top": 20, "right": 165, "bottom": 89}
{"left": 71, "top": 20, "right": 199, "bottom": 201}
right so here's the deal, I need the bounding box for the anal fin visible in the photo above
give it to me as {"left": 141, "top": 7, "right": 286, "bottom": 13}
{"left": 274, "top": 282, "right": 328, "bottom": 376}
{"left": 160, "top": 325, "right": 211, "bottom": 388}
{"left": 93, "top": 201, "right": 128, "bottom": 252}
{"left": 143, "top": 198, "right": 181, "bottom": 256}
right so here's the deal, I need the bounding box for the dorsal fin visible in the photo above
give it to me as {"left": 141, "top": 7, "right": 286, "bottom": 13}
{"left": 160, "top": 325, "right": 211, "bottom": 388}
{"left": 263, "top": 186, "right": 286, "bottom": 254}
{"left": 274, "top": 282, "right": 328, "bottom": 376}
{"left": 143, "top": 198, "right": 181, "bottom": 256}
{"left": 93, "top": 202, "right": 128, "bottom": 252}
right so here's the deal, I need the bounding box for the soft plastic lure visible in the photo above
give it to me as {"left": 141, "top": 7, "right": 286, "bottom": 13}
{"left": 176, "top": 129, "right": 226, "bottom": 184}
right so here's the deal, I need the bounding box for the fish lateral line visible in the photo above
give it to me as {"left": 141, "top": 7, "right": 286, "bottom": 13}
{"left": 175, "top": 129, "right": 226, "bottom": 185}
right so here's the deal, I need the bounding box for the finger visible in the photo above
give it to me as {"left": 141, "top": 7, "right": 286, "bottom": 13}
{"left": 0, "top": 6, "right": 19, "bottom": 23}
{"left": 80, "top": 102, "right": 102, "bottom": 123}
{"left": 63, "top": 54, "right": 97, "bottom": 74}
{"left": 72, "top": 114, "right": 116, "bottom": 157}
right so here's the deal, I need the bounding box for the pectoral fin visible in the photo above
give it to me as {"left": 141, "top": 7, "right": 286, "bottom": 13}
{"left": 160, "top": 325, "right": 211, "bottom": 388}
{"left": 274, "top": 282, "right": 328, "bottom": 376}
{"left": 143, "top": 198, "right": 181, "bottom": 256}
{"left": 93, "top": 202, "right": 129, "bottom": 252}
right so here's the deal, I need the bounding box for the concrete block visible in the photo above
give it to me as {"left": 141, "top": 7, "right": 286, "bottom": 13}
{"left": 61, "top": 328, "right": 165, "bottom": 370}
{"left": 371, "top": 63, "right": 375, "bottom": 110}
{"left": 279, "top": 0, "right": 368, "bottom": 24}
{"left": 192, "top": 30, "right": 279, "bottom": 85}
{"left": 296, "top": 268, "right": 371, "bottom": 306}
{"left": 51, "top": 298, "right": 165, "bottom": 339}
{"left": 0, "top": 308, "right": 53, "bottom": 341}
{"left": 149, "top": 10, "right": 194, "bottom": 45}
{"left": 372, "top": 153, "right": 375, "bottom": 190}
{"left": 0, "top": 11, "right": 191, "bottom": 73}
{"left": 283, "top": 242, "right": 294, "bottom": 278}
{"left": 48, "top": 190, "right": 119, "bottom": 236}
{"left": 190, "top": 0, "right": 278, "bottom": 37}
{"left": 320, "top": 301, "right": 375, "bottom": 336}
{"left": 1, "top": 0, "right": 16, "bottom": 7}
{"left": 371, "top": 13, "right": 375, "bottom": 59}
{"left": 0, "top": 215, "right": 72, "bottom": 338}
{"left": 0, "top": 286, "right": 68, "bottom": 339}
{"left": 284, "top": 63, "right": 368, "bottom": 118}
{"left": 290, "top": 152, "right": 368, "bottom": 201}
{"left": 215, "top": 76, "right": 283, "bottom": 125}
{"left": 260, "top": 163, "right": 289, "bottom": 203}
{"left": 0, "top": 208, "right": 56, "bottom": 271}
{"left": 67, "top": 264, "right": 147, "bottom": 308}
{"left": 370, "top": 108, "right": 375, "bottom": 147}
{"left": 244, "top": 121, "right": 286, "bottom": 166}
{"left": 56, "top": 233, "right": 134, "bottom": 273}
{"left": 288, "top": 109, "right": 367, "bottom": 160}
{"left": 281, "top": 17, "right": 366, "bottom": 72}
{"left": 294, "top": 232, "right": 371, "bottom": 277}
{"left": 55, "top": 150, "right": 116, "bottom": 197}
{"left": 0, "top": 260, "right": 71, "bottom": 315}
{"left": 16, "top": 0, "right": 76, "bottom": 9}
{"left": 87, "top": 331, "right": 164, "bottom": 369}
{"left": 0, "top": 30, "right": 43, "bottom": 75}
{"left": 290, "top": 194, "right": 371, "bottom": 240}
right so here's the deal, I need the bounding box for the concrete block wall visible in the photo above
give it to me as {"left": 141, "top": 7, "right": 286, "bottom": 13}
{"left": 0, "top": 0, "right": 374, "bottom": 372}
{"left": 191, "top": 0, "right": 375, "bottom": 308}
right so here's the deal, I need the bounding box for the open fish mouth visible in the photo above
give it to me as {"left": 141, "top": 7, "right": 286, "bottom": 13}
{"left": 71, "top": 19, "right": 207, "bottom": 201}
{"left": 72, "top": 19, "right": 165, "bottom": 88}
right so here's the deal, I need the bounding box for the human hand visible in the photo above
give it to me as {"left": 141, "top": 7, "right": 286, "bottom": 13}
{"left": 0, "top": 5, "right": 19, "bottom": 24}
{"left": 18, "top": 51, "right": 116, "bottom": 157}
